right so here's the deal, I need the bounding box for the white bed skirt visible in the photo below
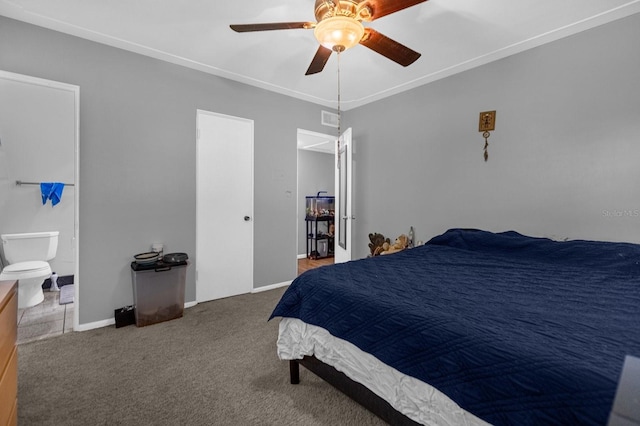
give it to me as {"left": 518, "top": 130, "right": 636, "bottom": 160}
{"left": 277, "top": 317, "right": 490, "bottom": 426}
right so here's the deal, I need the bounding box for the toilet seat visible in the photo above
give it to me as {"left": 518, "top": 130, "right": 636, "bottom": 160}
{"left": 0, "top": 261, "right": 51, "bottom": 280}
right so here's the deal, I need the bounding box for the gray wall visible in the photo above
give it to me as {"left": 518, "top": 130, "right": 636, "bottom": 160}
{"left": 0, "top": 16, "right": 333, "bottom": 326}
{"left": 347, "top": 12, "right": 640, "bottom": 260}
{"left": 2, "top": 11, "right": 639, "bottom": 325}
{"left": 297, "top": 149, "right": 334, "bottom": 256}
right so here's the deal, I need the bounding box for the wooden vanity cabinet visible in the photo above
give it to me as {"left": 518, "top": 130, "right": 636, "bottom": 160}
{"left": 0, "top": 280, "right": 18, "bottom": 426}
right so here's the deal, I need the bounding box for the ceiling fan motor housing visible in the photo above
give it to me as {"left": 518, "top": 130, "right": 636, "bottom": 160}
{"left": 314, "top": 0, "right": 373, "bottom": 22}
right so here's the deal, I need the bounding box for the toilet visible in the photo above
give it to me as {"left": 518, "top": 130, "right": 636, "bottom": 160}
{"left": 0, "top": 231, "right": 59, "bottom": 309}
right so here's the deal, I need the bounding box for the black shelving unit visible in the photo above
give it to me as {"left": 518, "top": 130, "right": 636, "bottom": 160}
{"left": 305, "top": 193, "right": 335, "bottom": 259}
{"left": 306, "top": 216, "right": 335, "bottom": 259}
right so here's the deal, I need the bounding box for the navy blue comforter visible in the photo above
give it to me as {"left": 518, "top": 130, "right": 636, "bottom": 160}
{"left": 270, "top": 229, "right": 640, "bottom": 425}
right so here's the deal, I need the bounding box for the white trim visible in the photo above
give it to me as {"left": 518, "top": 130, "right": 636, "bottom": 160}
{"left": 75, "top": 317, "right": 114, "bottom": 332}
{"left": 75, "top": 300, "right": 199, "bottom": 331}
{"left": 0, "top": 70, "right": 78, "bottom": 91}
{"left": 73, "top": 287, "right": 284, "bottom": 331}
{"left": 297, "top": 254, "right": 307, "bottom": 260}
{"left": 252, "top": 281, "right": 291, "bottom": 293}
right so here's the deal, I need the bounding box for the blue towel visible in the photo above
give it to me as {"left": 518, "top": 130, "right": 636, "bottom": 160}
{"left": 40, "top": 182, "right": 65, "bottom": 206}
{"left": 40, "top": 183, "right": 52, "bottom": 205}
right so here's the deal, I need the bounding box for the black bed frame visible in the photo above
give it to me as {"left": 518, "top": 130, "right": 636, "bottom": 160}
{"left": 290, "top": 356, "right": 421, "bottom": 425}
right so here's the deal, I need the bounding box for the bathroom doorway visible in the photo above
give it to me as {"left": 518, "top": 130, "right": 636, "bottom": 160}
{"left": 296, "top": 129, "right": 336, "bottom": 274}
{"left": 0, "top": 70, "right": 79, "bottom": 340}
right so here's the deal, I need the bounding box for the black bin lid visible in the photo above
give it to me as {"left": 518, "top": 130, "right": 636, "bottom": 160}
{"left": 130, "top": 260, "right": 188, "bottom": 272}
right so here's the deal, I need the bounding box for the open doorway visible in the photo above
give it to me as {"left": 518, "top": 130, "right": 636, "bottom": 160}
{"left": 0, "top": 70, "right": 79, "bottom": 342}
{"left": 296, "top": 129, "right": 336, "bottom": 275}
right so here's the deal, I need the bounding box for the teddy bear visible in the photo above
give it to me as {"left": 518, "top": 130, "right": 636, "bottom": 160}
{"left": 368, "top": 233, "right": 390, "bottom": 257}
{"left": 380, "top": 234, "right": 409, "bottom": 255}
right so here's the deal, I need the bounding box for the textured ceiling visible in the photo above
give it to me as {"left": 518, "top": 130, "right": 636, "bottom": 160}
{"left": 1, "top": 0, "right": 639, "bottom": 110}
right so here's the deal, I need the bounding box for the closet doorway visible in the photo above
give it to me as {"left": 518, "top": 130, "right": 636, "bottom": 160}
{"left": 296, "top": 129, "right": 336, "bottom": 275}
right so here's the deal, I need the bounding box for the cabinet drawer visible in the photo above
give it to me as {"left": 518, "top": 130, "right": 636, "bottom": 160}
{"left": 0, "top": 347, "right": 18, "bottom": 426}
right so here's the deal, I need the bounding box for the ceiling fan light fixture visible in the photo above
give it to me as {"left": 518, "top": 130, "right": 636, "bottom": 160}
{"left": 314, "top": 16, "right": 364, "bottom": 51}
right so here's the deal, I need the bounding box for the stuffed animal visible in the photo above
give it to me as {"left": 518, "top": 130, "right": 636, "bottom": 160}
{"left": 368, "top": 233, "right": 390, "bottom": 257}
{"left": 380, "top": 234, "right": 408, "bottom": 255}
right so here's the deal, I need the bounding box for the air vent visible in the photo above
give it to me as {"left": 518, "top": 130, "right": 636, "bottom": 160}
{"left": 321, "top": 110, "right": 339, "bottom": 128}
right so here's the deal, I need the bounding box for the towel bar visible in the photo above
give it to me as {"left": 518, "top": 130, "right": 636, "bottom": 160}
{"left": 15, "top": 180, "right": 74, "bottom": 187}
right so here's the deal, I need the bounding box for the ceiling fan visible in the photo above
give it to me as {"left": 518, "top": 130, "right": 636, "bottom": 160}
{"left": 230, "top": 0, "right": 427, "bottom": 75}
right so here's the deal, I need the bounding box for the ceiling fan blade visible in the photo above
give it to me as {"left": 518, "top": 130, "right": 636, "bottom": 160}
{"left": 361, "top": 0, "right": 428, "bottom": 21}
{"left": 305, "top": 45, "right": 333, "bottom": 75}
{"left": 359, "top": 28, "right": 421, "bottom": 67}
{"left": 230, "top": 22, "right": 315, "bottom": 32}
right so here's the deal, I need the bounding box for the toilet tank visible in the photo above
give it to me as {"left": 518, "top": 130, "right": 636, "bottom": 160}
{"left": 1, "top": 231, "right": 59, "bottom": 264}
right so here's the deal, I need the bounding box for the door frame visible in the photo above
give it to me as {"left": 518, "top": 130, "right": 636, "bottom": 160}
{"left": 296, "top": 128, "right": 337, "bottom": 263}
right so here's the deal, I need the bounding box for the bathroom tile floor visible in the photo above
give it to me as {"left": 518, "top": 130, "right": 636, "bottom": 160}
{"left": 17, "top": 288, "right": 74, "bottom": 345}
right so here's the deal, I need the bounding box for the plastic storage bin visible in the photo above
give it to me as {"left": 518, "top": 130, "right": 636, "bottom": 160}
{"left": 316, "top": 239, "right": 329, "bottom": 258}
{"left": 130, "top": 260, "right": 188, "bottom": 327}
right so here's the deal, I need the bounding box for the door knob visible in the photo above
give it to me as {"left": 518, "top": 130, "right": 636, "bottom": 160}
{"left": 244, "top": 216, "right": 251, "bottom": 221}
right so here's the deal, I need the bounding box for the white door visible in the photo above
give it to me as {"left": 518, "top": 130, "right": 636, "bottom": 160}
{"left": 334, "top": 128, "right": 353, "bottom": 263}
{"left": 196, "top": 110, "right": 253, "bottom": 302}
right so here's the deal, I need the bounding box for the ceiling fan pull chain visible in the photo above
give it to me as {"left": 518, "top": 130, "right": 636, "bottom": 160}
{"left": 337, "top": 49, "right": 341, "bottom": 138}
{"left": 337, "top": 49, "right": 342, "bottom": 170}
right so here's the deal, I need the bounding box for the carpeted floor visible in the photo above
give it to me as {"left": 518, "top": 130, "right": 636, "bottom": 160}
{"left": 18, "top": 287, "right": 387, "bottom": 425}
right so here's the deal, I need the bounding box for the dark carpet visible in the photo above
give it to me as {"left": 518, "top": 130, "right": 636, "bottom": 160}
{"left": 18, "top": 287, "right": 386, "bottom": 425}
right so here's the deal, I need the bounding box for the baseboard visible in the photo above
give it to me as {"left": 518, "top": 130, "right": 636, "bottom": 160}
{"left": 252, "top": 281, "right": 291, "bottom": 293}
{"left": 77, "top": 300, "right": 198, "bottom": 331}
{"left": 76, "top": 285, "right": 284, "bottom": 332}
{"left": 76, "top": 317, "right": 115, "bottom": 332}
{"left": 297, "top": 254, "right": 307, "bottom": 260}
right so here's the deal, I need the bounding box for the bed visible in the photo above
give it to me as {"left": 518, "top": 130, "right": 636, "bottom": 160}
{"left": 270, "top": 228, "right": 640, "bottom": 425}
